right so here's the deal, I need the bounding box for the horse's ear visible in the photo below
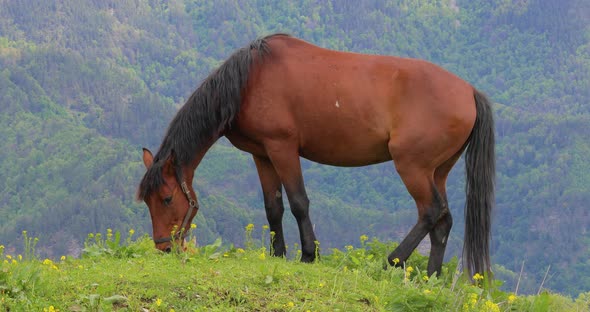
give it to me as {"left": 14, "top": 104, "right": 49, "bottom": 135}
{"left": 142, "top": 148, "right": 154, "bottom": 169}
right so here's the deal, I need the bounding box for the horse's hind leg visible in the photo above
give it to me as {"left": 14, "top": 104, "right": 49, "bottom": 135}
{"left": 426, "top": 149, "right": 465, "bottom": 275}
{"left": 253, "top": 155, "right": 286, "bottom": 257}
{"left": 387, "top": 163, "right": 444, "bottom": 269}
{"left": 426, "top": 206, "right": 452, "bottom": 276}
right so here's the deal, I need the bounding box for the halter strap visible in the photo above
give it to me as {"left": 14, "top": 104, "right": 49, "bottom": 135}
{"left": 153, "top": 181, "right": 199, "bottom": 244}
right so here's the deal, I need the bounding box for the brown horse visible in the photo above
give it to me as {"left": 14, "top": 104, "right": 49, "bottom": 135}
{"left": 138, "top": 34, "right": 495, "bottom": 278}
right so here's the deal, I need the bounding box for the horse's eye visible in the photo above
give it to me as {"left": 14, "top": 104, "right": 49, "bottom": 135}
{"left": 163, "top": 196, "right": 172, "bottom": 206}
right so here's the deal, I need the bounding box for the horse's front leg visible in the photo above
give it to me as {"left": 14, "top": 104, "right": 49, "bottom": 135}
{"left": 253, "top": 155, "right": 287, "bottom": 257}
{"left": 263, "top": 144, "right": 318, "bottom": 263}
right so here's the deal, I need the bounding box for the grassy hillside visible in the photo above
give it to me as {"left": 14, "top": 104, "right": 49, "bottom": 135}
{"left": 1, "top": 229, "right": 589, "bottom": 311}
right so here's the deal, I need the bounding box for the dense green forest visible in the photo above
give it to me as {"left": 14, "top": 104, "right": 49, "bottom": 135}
{"left": 0, "top": 0, "right": 589, "bottom": 296}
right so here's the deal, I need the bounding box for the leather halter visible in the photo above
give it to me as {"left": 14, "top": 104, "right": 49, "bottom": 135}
{"left": 153, "top": 181, "right": 198, "bottom": 244}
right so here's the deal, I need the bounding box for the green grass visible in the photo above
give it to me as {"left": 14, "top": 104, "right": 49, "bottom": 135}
{"left": 1, "top": 228, "right": 589, "bottom": 311}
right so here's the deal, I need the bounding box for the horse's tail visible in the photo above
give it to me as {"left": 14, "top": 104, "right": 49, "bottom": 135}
{"left": 463, "top": 89, "right": 495, "bottom": 278}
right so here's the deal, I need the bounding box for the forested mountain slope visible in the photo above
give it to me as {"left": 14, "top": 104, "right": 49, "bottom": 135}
{"left": 0, "top": 0, "right": 589, "bottom": 295}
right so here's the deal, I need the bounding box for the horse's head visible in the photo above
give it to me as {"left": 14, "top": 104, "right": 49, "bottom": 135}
{"left": 139, "top": 148, "right": 199, "bottom": 252}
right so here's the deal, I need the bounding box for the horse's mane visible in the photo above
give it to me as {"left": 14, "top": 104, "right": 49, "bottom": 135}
{"left": 138, "top": 33, "right": 288, "bottom": 200}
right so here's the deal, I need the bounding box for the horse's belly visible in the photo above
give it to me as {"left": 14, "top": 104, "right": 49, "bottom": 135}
{"left": 299, "top": 135, "right": 391, "bottom": 167}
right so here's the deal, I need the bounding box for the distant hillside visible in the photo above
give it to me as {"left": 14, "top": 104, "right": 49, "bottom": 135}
{"left": 0, "top": 0, "right": 589, "bottom": 295}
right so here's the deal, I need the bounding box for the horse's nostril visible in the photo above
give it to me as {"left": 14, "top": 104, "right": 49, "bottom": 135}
{"left": 164, "top": 246, "right": 172, "bottom": 253}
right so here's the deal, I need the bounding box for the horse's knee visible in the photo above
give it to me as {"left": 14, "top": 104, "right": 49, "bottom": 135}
{"left": 265, "top": 202, "right": 284, "bottom": 222}
{"left": 263, "top": 189, "right": 284, "bottom": 221}
{"left": 289, "top": 195, "right": 310, "bottom": 220}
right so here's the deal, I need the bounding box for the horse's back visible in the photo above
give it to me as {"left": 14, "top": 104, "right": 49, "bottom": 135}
{"left": 236, "top": 35, "right": 476, "bottom": 168}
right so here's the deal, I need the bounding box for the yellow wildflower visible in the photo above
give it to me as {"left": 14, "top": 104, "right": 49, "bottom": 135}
{"left": 484, "top": 300, "right": 500, "bottom": 312}
{"left": 319, "top": 282, "right": 324, "bottom": 288}
{"left": 190, "top": 223, "right": 197, "bottom": 229}
{"left": 22, "top": 230, "right": 27, "bottom": 236}
{"left": 11, "top": 259, "right": 17, "bottom": 265}
{"left": 424, "top": 289, "right": 432, "bottom": 294}
{"left": 43, "top": 306, "right": 58, "bottom": 312}
{"left": 169, "top": 309, "right": 175, "bottom": 312}
{"left": 6, "top": 255, "right": 12, "bottom": 260}
{"left": 60, "top": 256, "right": 66, "bottom": 261}
{"left": 129, "top": 229, "right": 135, "bottom": 236}
{"left": 43, "top": 258, "right": 52, "bottom": 265}
{"left": 18, "top": 254, "right": 22, "bottom": 261}
{"left": 155, "top": 298, "right": 162, "bottom": 306}
{"left": 423, "top": 275, "right": 429, "bottom": 282}
{"left": 345, "top": 245, "right": 353, "bottom": 251}
{"left": 392, "top": 258, "right": 400, "bottom": 265}
{"left": 473, "top": 273, "right": 484, "bottom": 281}
{"left": 262, "top": 225, "right": 269, "bottom": 230}
{"left": 287, "top": 301, "right": 295, "bottom": 308}
{"left": 462, "top": 293, "right": 479, "bottom": 312}
{"left": 468, "top": 293, "right": 478, "bottom": 307}
{"left": 359, "top": 235, "right": 368, "bottom": 243}
{"left": 508, "top": 294, "right": 516, "bottom": 303}
{"left": 258, "top": 252, "right": 266, "bottom": 260}
{"left": 237, "top": 248, "right": 245, "bottom": 253}
{"left": 404, "top": 265, "right": 414, "bottom": 281}
{"left": 245, "top": 223, "right": 254, "bottom": 231}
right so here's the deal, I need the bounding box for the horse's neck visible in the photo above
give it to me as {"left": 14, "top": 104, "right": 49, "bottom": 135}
{"left": 183, "top": 136, "right": 218, "bottom": 181}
